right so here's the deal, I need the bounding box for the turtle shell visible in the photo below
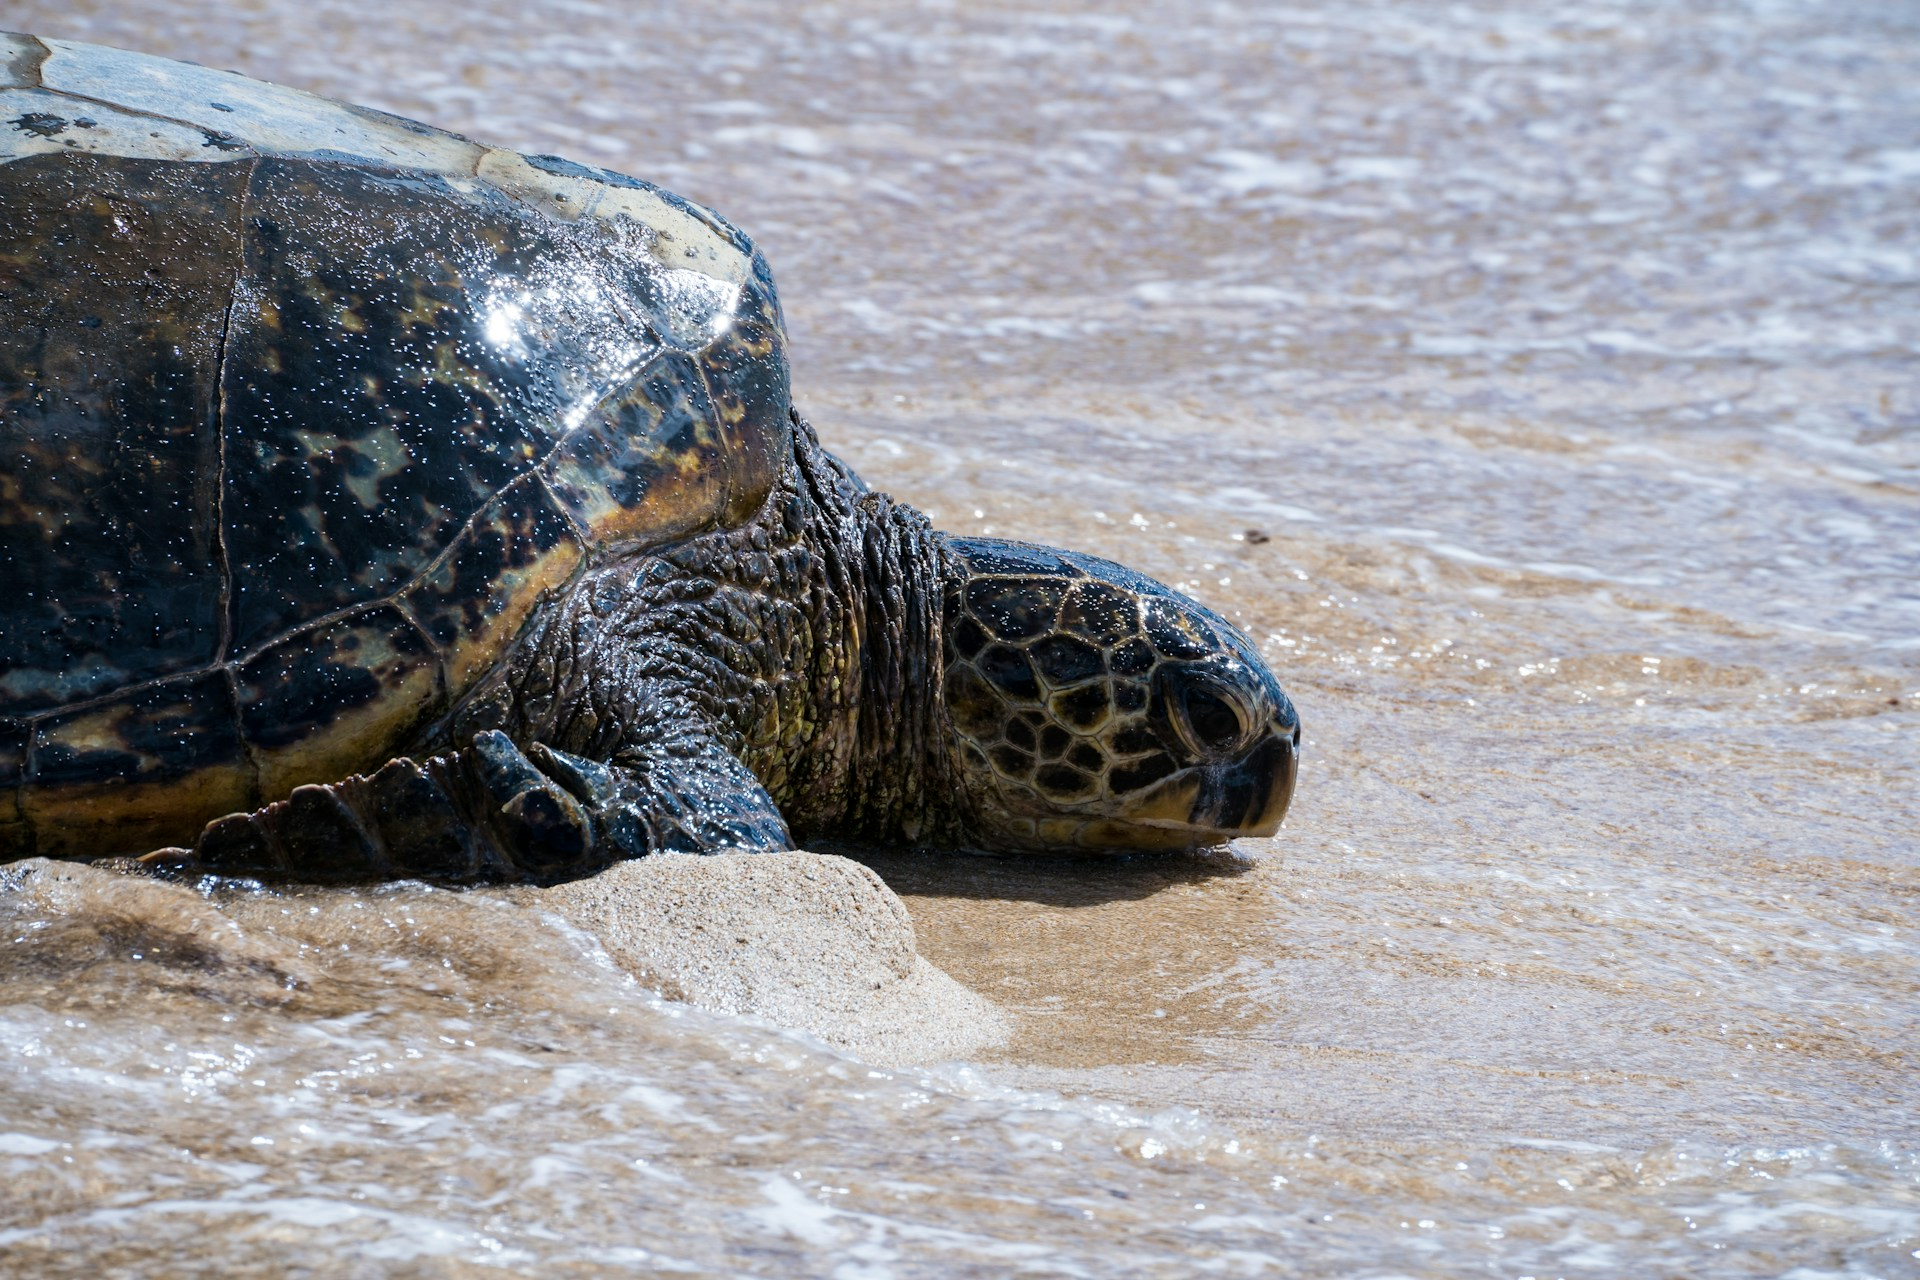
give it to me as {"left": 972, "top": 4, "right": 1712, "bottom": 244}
{"left": 0, "top": 34, "right": 792, "bottom": 858}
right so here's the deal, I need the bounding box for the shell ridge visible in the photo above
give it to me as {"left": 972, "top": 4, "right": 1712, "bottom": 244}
{"left": 686, "top": 350, "right": 740, "bottom": 529}
{"left": 211, "top": 156, "right": 261, "bottom": 666}
{"left": 219, "top": 663, "right": 263, "bottom": 809}
{"left": 217, "top": 381, "right": 637, "bottom": 680}
{"left": 36, "top": 37, "right": 481, "bottom": 174}
{"left": 519, "top": 150, "right": 751, "bottom": 247}
{"left": 475, "top": 146, "right": 752, "bottom": 284}
{"left": 476, "top": 146, "right": 580, "bottom": 225}
{"left": 385, "top": 593, "right": 451, "bottom": 729}
{"left": 532, "top": 469, "right": 595, "bottom": 554}
{"left": 364, "top": 346, "right": 675, "bottom": 603}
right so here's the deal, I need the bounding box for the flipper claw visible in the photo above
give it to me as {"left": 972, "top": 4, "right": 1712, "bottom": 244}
{"left": 527, "top": 741, "right": 620, "bottom": 806}
{"left": 465, "top": 730, "right": 598, "bottom": 874}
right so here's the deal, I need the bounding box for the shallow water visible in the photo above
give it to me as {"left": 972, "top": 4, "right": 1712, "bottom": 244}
{"left": 5, "top": 0, "right": 1918, "bottom": 1274}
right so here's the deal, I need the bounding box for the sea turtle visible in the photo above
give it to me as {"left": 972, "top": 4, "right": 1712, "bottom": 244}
{"left": 0, "top": 34, "right": 1299, "bottom": 882}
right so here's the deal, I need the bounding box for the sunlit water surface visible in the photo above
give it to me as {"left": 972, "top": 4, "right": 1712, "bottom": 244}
{"left": 4, "top": 0, "right": 1917, "bottom": 1274}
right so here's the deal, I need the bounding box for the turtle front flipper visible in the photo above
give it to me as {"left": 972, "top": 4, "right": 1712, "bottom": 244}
{"left": 142, "top": 732, "right": 622, "bottom": 883}
{"left": 486, "top": 725, "right": 794, "bottom": 858}
{"left": 138, "top": 733, "right": 598, "bottom": 883}
{"left": 141, "top": 729, "right": 791, "bottom": 884}
{"left": 611, "top": 732, "right": 795, "bottom": 856}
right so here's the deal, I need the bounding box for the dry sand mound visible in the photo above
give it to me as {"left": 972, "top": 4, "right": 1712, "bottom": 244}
{"left": 517, "top": 851, "right": 1008, "bottom": 1065}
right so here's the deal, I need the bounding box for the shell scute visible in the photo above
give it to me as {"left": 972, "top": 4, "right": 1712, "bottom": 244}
{"left": 0, "top": 86, "right": 248, "bottom": 165}
{"left": 694, "top": 263, "right": 791, "bottom": 525}
{"left": 517, "top": 150, "right": 755, "bottom": 256}
{"left": 235, "top": 605, "right": 440, "bottom": 800}
{"left": 222, "top": 158, "right": 602, "bottom": 651}
{"left": 404, "top": 474, "right": 584, "bottom": 692}
{"left": 35, "top": 36, "right": 484, "bottom": 175}
{"left": 0, "top": 151, "right": 240, "bottom": 713}
{"left": 966, "top": 578, "right": 1067, "bottom": 642}
{"left": 23, "top": 672, "right": 253, "bottom": 857}
{"left": 32, "top": 672, "right": 242, "bottom": 786}
{"left": 542, "top": 351, "right": 732, "bottom": 550}
{"left": 1, "top": 719, "right": 26, "bottom": 856}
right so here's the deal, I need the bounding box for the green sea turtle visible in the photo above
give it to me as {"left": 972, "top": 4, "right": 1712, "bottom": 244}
{"left": 0, "top": 34, "right": 1299, "bottom": 882}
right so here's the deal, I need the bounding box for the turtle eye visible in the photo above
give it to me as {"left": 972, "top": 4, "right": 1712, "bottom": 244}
{"left": 1168, "top": 674, "right": 1253, "bottom": 759}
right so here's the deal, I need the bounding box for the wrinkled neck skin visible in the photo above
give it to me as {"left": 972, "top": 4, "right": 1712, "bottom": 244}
{"left": 446, "top": 414, "right": 963, "bottom": 851}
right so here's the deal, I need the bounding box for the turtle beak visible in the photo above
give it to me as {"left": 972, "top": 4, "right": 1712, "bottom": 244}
{"left": 1189, "top": 730, "right": 1296, "bottom": 837}
{"left": 1102, "top": 723, "right": 1297, "bottom": 848}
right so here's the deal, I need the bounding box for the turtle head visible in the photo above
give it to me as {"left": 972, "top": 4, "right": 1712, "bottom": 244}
{"left": 937, "top": 538, "right": 1299, "bottom": 854}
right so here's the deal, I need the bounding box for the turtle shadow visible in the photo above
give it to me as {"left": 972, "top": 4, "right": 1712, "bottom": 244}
{"left": 819, "top": 841, "right": 1255, "bottom": 908}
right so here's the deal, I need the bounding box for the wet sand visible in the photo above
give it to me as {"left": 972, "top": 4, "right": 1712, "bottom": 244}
{"left": 5, "top": 854, "right": 1007, "bottom": 1068}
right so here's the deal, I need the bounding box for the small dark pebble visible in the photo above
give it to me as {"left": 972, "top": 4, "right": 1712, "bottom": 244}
{"left": 1243, "top": 528, "right": 1270, "bottom": 544}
